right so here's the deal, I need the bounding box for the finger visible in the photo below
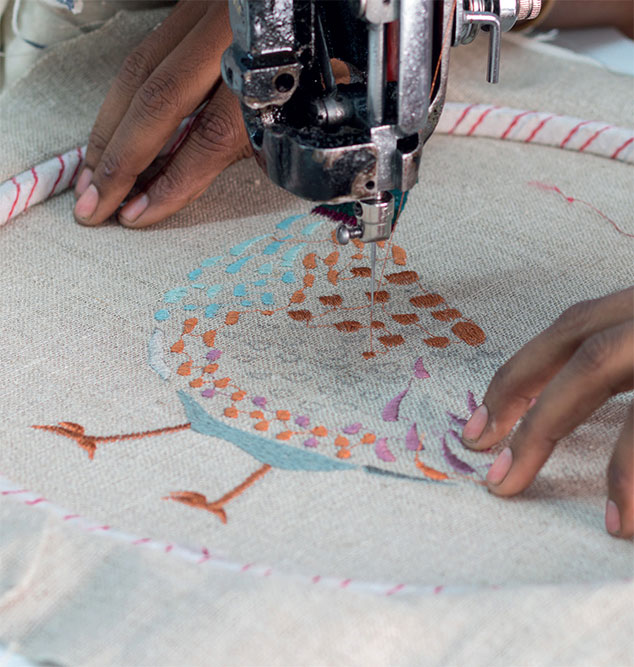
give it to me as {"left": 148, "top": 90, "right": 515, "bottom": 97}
{"left": 75, "top": 2, "right": 231, "bottom": 226}
{"left": 77, "top": 0, "right": 208, "bottom": 197}
{"left": 463, "top": 288, "right": 634, "bottom": 450}
{"left": 606, "top": 403, "right": 634, "bottom": 538}
{"left": 486, "top": 320, "right": 634, "bottom": 497}
{"left": 118, "top": 84, "right": 251, "bottom": 227}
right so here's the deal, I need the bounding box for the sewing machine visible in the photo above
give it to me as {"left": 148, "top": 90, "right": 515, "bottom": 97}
{"left": 221, "top": 0, "right": 540, "bottom": 248}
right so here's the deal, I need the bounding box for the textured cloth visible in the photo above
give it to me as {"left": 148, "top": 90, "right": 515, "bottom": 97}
{"left": 0, "top": 10, "right": 633, "bottom": 666}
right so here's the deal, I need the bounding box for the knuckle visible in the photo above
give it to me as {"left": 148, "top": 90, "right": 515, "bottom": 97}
{"left": 574, "top": 332, "right": 615, "bottom": 375}
{"left": 119, "top": 49, "right": 155, "bottom": 91}
{"left": 152, "top": 168, "right": 186, "bottom": 203}
{"left": 137, "top": 72, "right": 182, "bottom": 120}
{"left": 553, "top": 300, "right": 594, "bottom": 336}
{"left": 97, "top": 151, "right": 124, "bottom": 182}
{"left": 191, "top": 107, "right": 240, "bottom": 155}
{"left": 87, "top": 126, "right": 110, "bottom": 158}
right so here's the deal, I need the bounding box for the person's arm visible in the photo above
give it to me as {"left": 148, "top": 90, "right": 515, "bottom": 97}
{"left": 534, "top": 0, "right": 633, "bottom": 38}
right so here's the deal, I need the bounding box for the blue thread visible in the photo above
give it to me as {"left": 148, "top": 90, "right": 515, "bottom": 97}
{"left": 281, "top": 271, "right": 296, "bottom": 284}
{"left": 233, "top": 284, "right": 247, "bottom": 297}
{"left": 201, "top": 256, "right": 223, "bottom": 267}
{"left": 281, "top": 243, "right": 307, "bottom": 267}
{"left": 301, "top": 219, "right": 324, "bottom": 236}
{"left": 188, "top": 269, "right": 202, "bottom": 281}
{"left": 154, "top": 309, "right": 170, "bottom": 322}
{"left": 262, "top": 241, "right": 285, "bottom": 255}
{"left": 183, "top": 305, "right": 197, "bottom": 311}
{"left": 261, "top": 292, "right": 274, "bottom": 305}
{"left": 254, "top": 279, "right": 267, "bottom": 286}
{"left": 164, "top": 287, "right": 188, "bottom": 303}
{"left": 206, "top": 285, "right": 222, "bottom": 299}
{"left": 241, "top": 300, "right": 253, "bottom": 307}
{"left": 226, "top": 256, "right": 253, "bottom": 274}
{"left": 229, "top": 234, "right": 271, "bottom": 256}
{"left": 258, "top": 263, "right": 272, "bottom": 275}
{"left": 205, "top": 304, "right": 221, "bottom": 318}
{"left": 276, "top": 214, "right": 306, "bottom": 230}
{"left": 178, "top": 391, "right": 357, "bottom": 471}
{"left": 191, "top": 283, "right": 206, "bottom": 289}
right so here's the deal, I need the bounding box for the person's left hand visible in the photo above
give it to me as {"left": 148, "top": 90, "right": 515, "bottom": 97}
{"left": 461, "top": 287, "right": 634, "bottom": 538}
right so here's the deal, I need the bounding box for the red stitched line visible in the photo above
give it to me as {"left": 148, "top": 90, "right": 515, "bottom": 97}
{"left": 467, "top": 106, "right": 497, "bottom": 136}
{"left": 611, "top": 136, "right": 634, "bottom": 160}
{"left": 385, "top": 583, "right": 405, "bottom": 596}
{"left": 69, "top": 146, "right": 84, "bottom": 185}
{"left": 24, "top": 167, "right": 39, "bottom": 210}
{"left": 49, "top": 155, "right": 66, "bottom": 196}
{"left": 578, "top": 125, "right": 612, "bottom": 152}
{"left": 524, "top": 114, "right": 554, "bottom": 143}
{"left": 7, "top": 178, "right": 21, "bottom": 219}
{"left": 559, "top": 120, "right": 590, "bottom": 147}
{"left": 500, "top": 110, "right": 532, "bottom": 139}
{"left": 448, "top": 103, "right": 476, "bottom": 134}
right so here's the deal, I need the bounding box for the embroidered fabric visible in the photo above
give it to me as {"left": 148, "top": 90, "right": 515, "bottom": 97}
{"left": 0, "top": 10, "right": 632, "bottom": 667}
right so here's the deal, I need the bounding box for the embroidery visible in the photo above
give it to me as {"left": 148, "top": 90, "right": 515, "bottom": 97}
{"left": 32, "top": 208, "right": 493, "bottom": 523}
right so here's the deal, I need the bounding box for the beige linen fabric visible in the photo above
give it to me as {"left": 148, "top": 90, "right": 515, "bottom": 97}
{"left": 0, "top": 10, "right": 633, "bottom": 666}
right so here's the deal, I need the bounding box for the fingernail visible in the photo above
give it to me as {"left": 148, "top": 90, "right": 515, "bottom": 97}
{"left": 486, "top": 447, "right": 513, "bottom": 486}
{"left": 605, "top": 499, "right": 621, "bottom": 536}
{"left": 528, "top": 397, "right": 537, "bottom": 409}
{"left": 74, "top": 184, "right": 99, "bottom": 221}
{"left": 74, "top": 168, "right": 92, "bottom": 198}
{"left": 119, "top": 193, "right": 149, "bottom": 225}
{"left": 462, "top": 405, "right": 488, "bottom": 444}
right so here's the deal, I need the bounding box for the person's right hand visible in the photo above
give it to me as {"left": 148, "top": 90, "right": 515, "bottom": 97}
{"left": 74, "top": 0, "right": 251, "bottom": 229}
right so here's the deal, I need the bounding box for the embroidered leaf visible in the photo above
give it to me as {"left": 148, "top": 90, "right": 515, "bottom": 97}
{"left": 327, "top": 268, "right": 339, "bottom": 285}
{"left": 303, "top": 252, "right": 317, "bottom": 270}
{"left": 323, "top": 250, "right": 339, "bottom": 267}
{"left": 206, "top": 349, "right": 221, "bottom": 361}
{"left": 304, "top": 437, "right": 318, "bottom": 447}
{"left": 201, "top": 388, "right": 215, "bottom": 398}
{"left": 182, "top": 318, "right": 198, "bottom": 334}
{"left": 361, "top": 432, "right": 376, "bottom": 444}
{"left": 413, "top": 357, "right": 430, "bottom": 379}
{"left": 431, "top": 308, "right": 462, "bottom": 322}
{"left": 423, "top": 336, "right": 450, "bottom": 348}
{"left": 189, "top": 378, "right": 204, "bottom": 388}
{"left": 343, "top": 422, "right": 362, "bottom": 434}
{"left": 447, "top": 412, "right": 467, "bottom": 428}
{"left": 385, "top": 270, "right": 418, "bottom": 284}
{"left": 276, "top": 431, "right": 294, "bottom": 441}
{"left": 414, "top": 454, "right": 449, "bottom": 481}
{"left": 170, "top": 340, "right": 185, "bottom": 353}
{"left": 391, "top": 313, "right": 418, "bottom": 325}
{"left": 252, "top": 396, "right": 267, "bottom": 407}
{"left": 442, "top": 436, "right": 476, "bottom": 475}
{"left": 177, "top": 361, "right": 192, "bottom": 376}
{"left": 467, "top": 391, "right": 478, "bottom": 414}
{"left": 224, "top": 407, "right": 238, "bottom": 418}
{"left": 335, "top": 435, "right": 350, "bottom": 447}
{"left": 202, "top": 330, "right": 217, "bottom": 347}
{"left": 452, "top": 321, "right": 486, "bottom": 346}
{"left": 374, "top": 437, "right": 396, "bottom": 462}
{"left": 334, "top": 320, "right": 363, "bottom": 332}
{"left": 377, "top": 334, "right": 405, "bottom": 347}
{"left": 290, "top": 290, "right": 305, "bottom": 303}
{"left": 392, "top": 245, "right": 407, "bottom": 265}
{"left": 382, "top": 383, "right": 410, "bottom": 422}
{"left": 410, "top": 293, "right": 445, "bottom": 308}
{"left": 225, "top": 311, "right": 240, "bottom": 325}
{"left": 406, "top": 422, "right": 423, "bottom": 451}
{"left": 288, "top": 310, "right": 312, "bottom": 322}
{"left": 58, "top": 422, "right": 85, "bottom": 435}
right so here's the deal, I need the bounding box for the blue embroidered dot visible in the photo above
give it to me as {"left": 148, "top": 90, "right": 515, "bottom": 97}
{"left": 229, "top": 234, "right": 271, "bottom": 256}
{"left": 261, "top": 292, "right": 274, "bottom": 305}
{"left": 188, "top": 269, "right": 202, "bottom": 280}
{"left": 226, "top": 256, "right": 253, "bottom": 274}
{"left": 276, "top": 214, "right": 306, "bottom": 230}
{"left": 205, "top": 304, "right": 221, "bottom": 318}
{"left": 206, "top": 285, "right": 222, "bottom": 298}
{"left": 233, "top": 284, "right": 247, "bottom": 297}
{"left": 241, "top": 299, "right": 253, "bottom": 307}
{"left": 254, "top": 279, "right": 267, "bottom": 286}
{"left": 164, "top": 287, "right": 188, "bottom": 303}
{"left": 258, "top": 263, "right": 273, "bottom": 275}
{"left": 262, "top": 241, "right": 285, "bottom": 255}
{"left": 183, "top": 305, "right": 197, "bottom": 311}
{"left": 154, "top": 309, "right": 170, "bottom": 321}
{"left": 281, "top": 271, "right": 296, "bottom": 284}
{"left": 201, "top": 256, "right": 223, "bottom": 267}
{"left": 191, "top": 283, "right": 206, "bottom": 289}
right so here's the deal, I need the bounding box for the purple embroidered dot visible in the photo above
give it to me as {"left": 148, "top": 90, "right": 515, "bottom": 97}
{"left": 201, "top": 388, "right": 216, "bottom": 398}
{"left": 342, "top": 422, "right": 362, "bottom": 434}
{"left": 304, "top": 437, "right": 318, "bottom": 448}
{"left": 206, "top": 349, "right": 222, "bottom": 361}
{"left": 252, "top": 396, "right": 267, "bottom": 407}
{"left": 295, "top": 415, "right": 310, "bottom": 427}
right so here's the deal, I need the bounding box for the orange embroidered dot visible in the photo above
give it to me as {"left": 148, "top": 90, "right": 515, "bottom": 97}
{"left": 312, "top": 426, "right": 328, "bottom": 437}
{"left": 231, "top": 390, "right": 247, "bottom": 401}
{"left": 182, "top": 318, "right": 198, "bottom": 334}
{"left": 177, "top": 361, "right": 192, "bottom": 376}
{"left": 224, "top": 407, "right": 239, "bottom": 418}
{"left": 202, "top": 330, "right": 216, "bottom": 347}
{"left": 276, "top": 410, "right": 291, "bottom": 421}
{"left": 189, "top": 377, "right": 204, "bottom": 388}
{"left": 204, "top": 363, "right": 219, "bottom": 374}
{"left": 254, "top": 421, "right": 269, "bottom": 431}
{"left": 334, "top": 436, "right": 349, "bottom": 448}
{"left": 276, "top": 431, "right": 293, "bottom": 441}
{"left": 170, "top": 339, "right": 185, "bottom": 353}
{"left": 336, "top": 449, "right": 351, "bottom": 459}
{"left": 214, "top": 377, "right": 231, "bottom": 388}
{"left": 361, "top": 433, "right": 376, "bottom": 444}
{"left": 225, "top": 311, "right": 240, "bottom": 325}
{"left": 250, "top": 410, "right": 264, "bottom": 419}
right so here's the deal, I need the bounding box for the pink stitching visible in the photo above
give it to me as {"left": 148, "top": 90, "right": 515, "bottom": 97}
{"left": 24, "top": 168, "right": 39, "bottom": 211}
{"left": 467, "top": 106, "right": 497, "bottom": 136}
{"left": 524, "top": 114, "right": 555, "bottom": 143}
{"left": 560, "top": 120, "right": 590, "bottom": 147}
{"left": 7, "top": 178, "right": 21, "bottom": 219}
{"left": 611, "top": 136, "right": 633, "bottom": 160}
{"left": 385, "top": 583, "right": 405, "bottom": 596}
{"left": 49, "top": 155, "right": 66, "bottom": 196}
{"left": 69, "top": 146, "right": 84, "bottom": 186}
{"left": 501, "top": 110, "right": 533, "bottom": 139}
{"left": 578, "top": 125, "right": 612, "bottom": 152}
{"left": 448, "top": 103, "right": 476, "bottom": 134}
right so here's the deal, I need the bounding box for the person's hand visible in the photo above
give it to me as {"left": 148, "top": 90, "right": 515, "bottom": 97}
{"left": 74, "top": 0, "right": 251, "bottom": 228}
{"left": 462, "top": 288, "right": 634, "bottom": 538}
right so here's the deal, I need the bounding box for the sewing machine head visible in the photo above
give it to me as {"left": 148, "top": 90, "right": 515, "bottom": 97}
{"left": 222, "top": 0, "right": 541, "bottom": 245}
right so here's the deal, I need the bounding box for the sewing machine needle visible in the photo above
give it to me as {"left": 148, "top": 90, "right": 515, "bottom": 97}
{"left": 370, "top": 242, "right": 376, "bottom": 330}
